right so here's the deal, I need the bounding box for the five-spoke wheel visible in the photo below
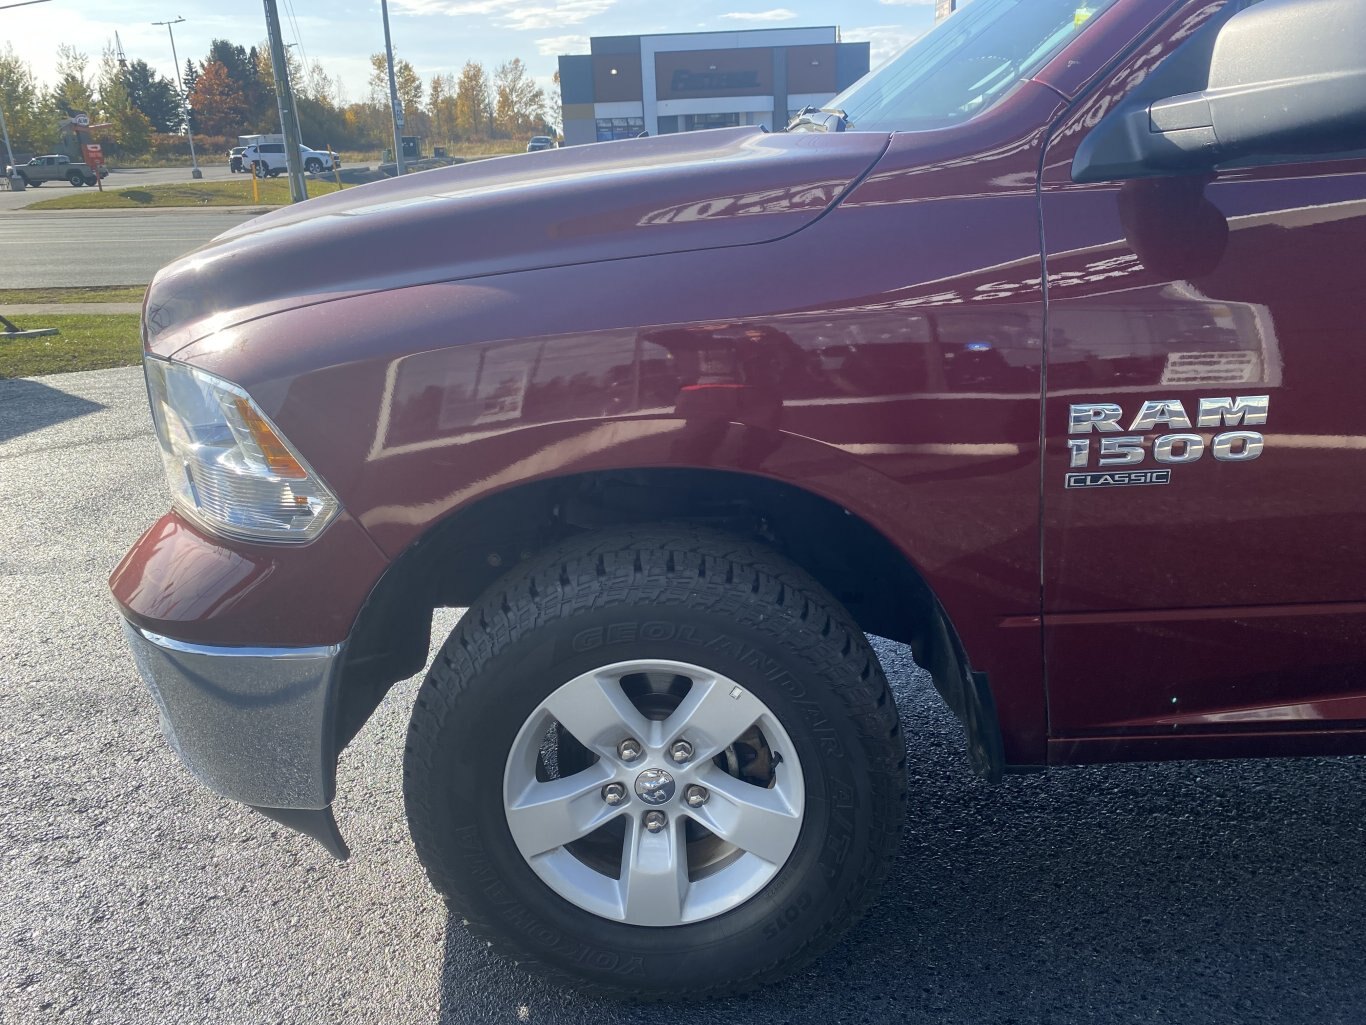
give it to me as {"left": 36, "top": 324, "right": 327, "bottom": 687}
{"left": 503, "top": 659, "right": 805, "bottom": 926}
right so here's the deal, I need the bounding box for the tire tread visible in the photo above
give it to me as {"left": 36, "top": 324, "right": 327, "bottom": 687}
{"left": 403, "top": 526, "right": 905, "bottom": 999}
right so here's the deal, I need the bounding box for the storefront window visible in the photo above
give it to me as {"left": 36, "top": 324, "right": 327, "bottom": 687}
{"left": 595, "top": 117, "right": 645, "bottom": 141}
{"left": 682, "top": 112, "right": 742, "bottom": 132}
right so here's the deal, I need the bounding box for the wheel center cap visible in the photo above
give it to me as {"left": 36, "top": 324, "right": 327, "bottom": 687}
{"left": 634, "top": 767, "right": 676, "bottom": 805}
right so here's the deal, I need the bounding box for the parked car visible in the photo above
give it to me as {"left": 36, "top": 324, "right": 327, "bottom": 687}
{"left": 526, "top": 136, "right": 556, "bottom": 151}
{"left": 241, "top": 141, "right": 338, "bottom": 176}
{"left": 6, "top": 153, "right": 106, "bottom": 186}
{"left": 228, "top": 146, "right": 246, "bottom": 173}
{"left": 111, "top": 0, "right": 1366, "bottom": 1000}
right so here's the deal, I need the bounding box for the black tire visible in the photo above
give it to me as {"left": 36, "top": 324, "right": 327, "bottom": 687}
{"left": 304, "top": 158, "right": 322, "bottom": 174}
{"left": 68, "top": 172, "right": 84, "bottom": 186}
{"left": 404, "top": 527, "right": 906, "bottom": 998}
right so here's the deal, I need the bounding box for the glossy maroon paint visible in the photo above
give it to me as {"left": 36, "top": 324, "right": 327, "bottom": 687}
{"left": 111, "top": 0, "right": 1366, "bottom": 772}
{"left": 1038, "top": 0, "right": 1366, "bottom": 760}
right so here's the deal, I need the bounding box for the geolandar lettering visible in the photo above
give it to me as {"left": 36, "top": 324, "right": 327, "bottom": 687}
{"left": 1066, "top": 396, "right": 1268, "bottom": 474}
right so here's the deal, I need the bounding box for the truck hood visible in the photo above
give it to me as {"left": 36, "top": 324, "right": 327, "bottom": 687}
{"left": 144, "top": 127, "right": 889, "bottom": 356}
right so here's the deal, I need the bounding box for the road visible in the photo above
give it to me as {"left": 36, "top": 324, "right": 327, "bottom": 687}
{"left": 3, "top": 368, "right": 1366, "bottom": 1025}
{"left": 0, "top": 210, "right": 257, "bottom": 287}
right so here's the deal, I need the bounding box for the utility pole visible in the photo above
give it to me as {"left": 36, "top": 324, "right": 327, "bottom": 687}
{"left": 380, "top": 0, "right": 405, "bottom": 176}
{"left": 262, "top": 0, "right": 308, "bottom": 202}
{"left": 152, "top": 17, "right": 202, "bottom": 179}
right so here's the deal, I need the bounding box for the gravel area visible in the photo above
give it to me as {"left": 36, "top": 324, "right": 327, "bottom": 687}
{"left": 2, "top": 367, "right": 1364, "bottom": 1025}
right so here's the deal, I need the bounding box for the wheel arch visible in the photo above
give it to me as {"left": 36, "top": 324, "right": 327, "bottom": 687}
{"left": 332, "top": 465, "right": 1005, "bottom": 781}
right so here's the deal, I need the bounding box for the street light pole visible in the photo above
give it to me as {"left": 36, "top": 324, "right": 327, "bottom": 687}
{"left": 380, "top": 0, "right": 405, "bottom": 176}
{"left": 152, "top": 16, "right": 203, "bottom": 179}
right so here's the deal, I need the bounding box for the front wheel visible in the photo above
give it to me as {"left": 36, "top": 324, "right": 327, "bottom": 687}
{"left": 304, "top": 158, "right": 322, "bottom": 174}
{"left": 404, "top": 528, "right": 906, "bottom": 998}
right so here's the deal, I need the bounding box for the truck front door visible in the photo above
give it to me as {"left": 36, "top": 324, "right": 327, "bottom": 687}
{"left": 1038, "top": 0, "right": 1366, "bottom": 760}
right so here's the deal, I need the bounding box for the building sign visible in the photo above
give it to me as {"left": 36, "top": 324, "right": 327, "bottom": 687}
{"left": 655, "top": 48, "right": 772, "bottom": 100}
{"left": 670, "top": 68, "right": 761, "bottom": 92}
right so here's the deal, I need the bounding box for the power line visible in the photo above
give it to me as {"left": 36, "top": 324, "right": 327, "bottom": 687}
{"left": 282, "top": 0, "right": 309, "bottom": 69}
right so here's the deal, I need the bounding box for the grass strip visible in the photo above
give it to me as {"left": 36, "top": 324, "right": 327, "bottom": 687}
{"left": 26, "top": 178, "right": 349, "bottom": 211}
{"left": 0, "top": 313, "right": 141, "bottom": 378}
{"left": 0, "top": 285, "right": 146, "bottom": 305}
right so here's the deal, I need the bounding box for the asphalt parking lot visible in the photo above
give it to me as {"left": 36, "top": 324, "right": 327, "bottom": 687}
{"left": 3, "top": 367, "right": 1365, "bottom": 1025}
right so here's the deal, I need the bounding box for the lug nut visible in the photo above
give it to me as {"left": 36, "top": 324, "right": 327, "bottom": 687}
{"left": 669, "top": 739, "right": 694, "bottom": 763}
{"left": 643, "top": 810, "right": 667, "bottom": 833}
{"left": 617, "top": 738, "right": 642, "bottom": 762}
{"left": 602, "top": 782, "right": 627, "bottom": 806}
{"left": 684, "top": 784, "right": 709, "bottom": 808}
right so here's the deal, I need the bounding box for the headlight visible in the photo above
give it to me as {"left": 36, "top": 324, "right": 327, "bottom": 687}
{"left": 144, "top": 358, "right": 339, "bottom": 543}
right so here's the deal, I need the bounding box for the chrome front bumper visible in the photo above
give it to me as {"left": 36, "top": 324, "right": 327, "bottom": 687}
{"left": 121, "top": 620, "right": 344, "bottom": 812}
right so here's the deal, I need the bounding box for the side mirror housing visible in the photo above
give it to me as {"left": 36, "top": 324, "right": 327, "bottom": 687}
{"left": 1074, "top": 0, "right": 1366, "bottom": 182}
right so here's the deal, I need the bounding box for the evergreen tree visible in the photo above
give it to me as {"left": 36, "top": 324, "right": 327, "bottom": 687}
{"left": 97, "top": 46, "right": 152, "bottom": 156}
{"left": 123, "top": 59, "right": 180, "bottom": 132}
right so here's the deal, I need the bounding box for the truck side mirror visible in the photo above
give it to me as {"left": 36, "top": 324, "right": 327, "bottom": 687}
{"left": 1073, "top": 0, "right": 1366, "bottom": 182}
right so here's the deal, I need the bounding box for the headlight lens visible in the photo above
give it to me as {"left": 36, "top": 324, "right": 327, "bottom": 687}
{"left": 144, "top": 358, "right": 339, "bottom": 543}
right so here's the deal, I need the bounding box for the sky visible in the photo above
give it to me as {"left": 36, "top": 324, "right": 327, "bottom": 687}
{"left": 3, "top": 0, "right": 935, "bottom": 106}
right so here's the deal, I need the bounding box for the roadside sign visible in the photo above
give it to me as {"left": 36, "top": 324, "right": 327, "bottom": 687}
{"left": 81, "top": 143, "right": 104, "bottom": 168}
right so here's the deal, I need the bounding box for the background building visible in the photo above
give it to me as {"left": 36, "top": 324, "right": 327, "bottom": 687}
{"left": 557, "top": 28, "right": 869, "bottom": 146}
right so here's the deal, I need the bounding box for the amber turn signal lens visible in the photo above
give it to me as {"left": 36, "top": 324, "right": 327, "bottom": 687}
{"left": 233, "top": 398, "right": 308, "bottom": 479}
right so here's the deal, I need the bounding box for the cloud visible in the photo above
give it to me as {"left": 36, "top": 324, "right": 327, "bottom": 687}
{"left": 843, "top": 25, "right": 925, "bottom": 67}
{"left": 719, "top": 8, "right": 798, "bottom": 21}
{"left": 536, "top": 34, "right": 589, "bottom": 55}
{"left": 391, "top": 0, "right": 615, "bottom": 31}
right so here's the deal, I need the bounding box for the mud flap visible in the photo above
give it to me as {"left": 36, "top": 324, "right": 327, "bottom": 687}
{"left": 252, "top": 805, "right": 351, "bottom": 860}
{"left": 919, "top": 604, "right": 1006, "bottom": 784}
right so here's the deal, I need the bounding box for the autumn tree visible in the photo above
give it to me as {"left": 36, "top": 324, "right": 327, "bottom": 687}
{"left": 454, "top": 60, "right": 491, "bottom": 138}
{"left": 189, "top": 60, "right": 249, "bottom": 137}
{"left": 548, "top": 69, "right": 562, "bottom": 133}
{"left": 368, "top": 52, "right": 425, "bottom": 135}
{"left": 302, "top": 59, "right": 338, "bottom": 106}
{"left": 0, "top": 45, "right": 51, "bottom": 153}
{"left": 428, "top": 72, "right": 457, "bottom": 144}
{"left": 493, "top": 58, "right": 545, "bottom": 138}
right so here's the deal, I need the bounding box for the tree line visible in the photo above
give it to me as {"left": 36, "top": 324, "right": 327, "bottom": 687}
{"left": 0, "top": 38, "right": 556, "bottom": 162}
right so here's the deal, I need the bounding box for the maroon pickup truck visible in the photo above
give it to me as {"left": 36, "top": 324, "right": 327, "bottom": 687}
{"left": 110, "top": 0, "right": 1366, "bottom": 998}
